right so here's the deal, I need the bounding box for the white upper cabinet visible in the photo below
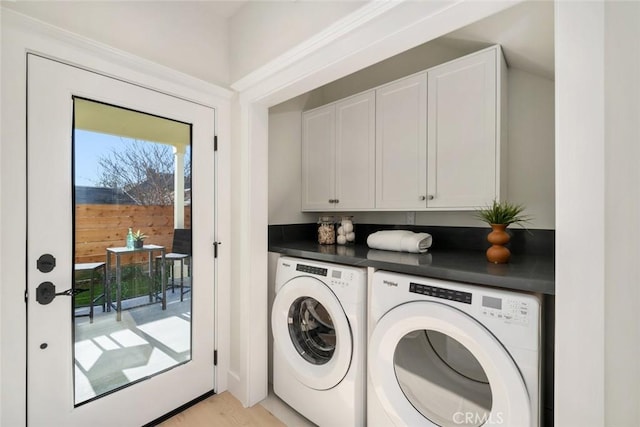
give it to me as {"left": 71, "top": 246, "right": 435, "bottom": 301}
{"left": 335, "top": 91, "right": 376, "bottom": 210}
{"left": 302, "top": 45, "right": 506, "bottom": 212}
{"left": 427, "top": 47, "right": 505, "bottom": 209}
{"left": 302, "top": 104, "right": 335, "bottom": 210}
{"left": 375, "top": 73, "right": 428, "bottom": 209}
{"left": 302, "top": 90, "right": 376, "bottom": 211}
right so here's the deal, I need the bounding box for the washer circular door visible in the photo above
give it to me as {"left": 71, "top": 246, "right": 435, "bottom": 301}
{"left": 369, "top": 301, "right": 530, "bottom": 427}
{"left": 272, "top": 276, "right": 352, "bottom": 390}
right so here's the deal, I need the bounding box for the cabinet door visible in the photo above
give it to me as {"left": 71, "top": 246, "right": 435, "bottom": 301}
{"left": 376, "top": 73, "right": 428, "bottom": 209}
{"left": 335, "top": 91, "right": 376, "bottom": 210}
{"left": 302, "top": 105, "right": 336, "bottom": 210}
{"left": 427, "top": 49, "right": 498, "bottom": 208}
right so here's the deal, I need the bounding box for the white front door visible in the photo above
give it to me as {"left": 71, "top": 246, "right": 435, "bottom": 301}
{"left": 27, "top": 54, "right": 216, "bottom": 426}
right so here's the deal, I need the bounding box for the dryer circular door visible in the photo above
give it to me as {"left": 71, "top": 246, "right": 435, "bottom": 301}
{"left": 369, "top": 301, "right": 530, "bottom": 427}
{"left": 272, "top": 276, "right": 352, "bottom": 390}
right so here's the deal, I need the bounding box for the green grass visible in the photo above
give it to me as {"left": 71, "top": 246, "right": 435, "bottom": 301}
{"left": 73, "top": 264, "right": 166, "bottom": 308}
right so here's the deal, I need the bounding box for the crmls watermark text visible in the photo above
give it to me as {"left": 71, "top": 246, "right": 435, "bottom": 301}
{"left": 453, "top": 412, "right": 504, "bottom": 425}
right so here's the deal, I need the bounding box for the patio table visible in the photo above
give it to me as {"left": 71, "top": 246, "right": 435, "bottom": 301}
{"left": 105, "top": 245, "right": 166, "bottom": 321}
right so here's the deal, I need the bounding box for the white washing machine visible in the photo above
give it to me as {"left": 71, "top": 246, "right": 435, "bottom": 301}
{"left": 368, "top": 270, "right": 541, "bottom": 427}
{"left": 272, "top": 256, "right": 367, "bottom": 427}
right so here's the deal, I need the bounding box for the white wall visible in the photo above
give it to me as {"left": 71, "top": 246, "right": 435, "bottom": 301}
{"left": 553, "top": 3, "right": 640, "bottom": 425}
{"left": 505, "top": 68, "right": 555, "bottom": 228}
{"left": 604, "top": 1, "right": 640, "bottom": 425}
{"left": 311, "top": 41, "right": 472, "bottom": 109}
{"left": 1, "top": 13, "right": 29, "bottom": 427}
{"left": 228, "top": 98, "right": 270, "bottom": 406}
{"left": 268, "top": 46, "right": 556, "bottom": 230}
{"left": 1, "top": 1, "right": 230, "bottom": 86}
{"left": 268, "top": 93, "right": 321, "bottom": 225}
{"left": 0, "top": 6, "right": 3, "bottom": 421}
{"left": 555, "top": 2, "right": 606, "bottom": 425}
{"left": 228, "top": 0, "right": 365, "bottom": 83}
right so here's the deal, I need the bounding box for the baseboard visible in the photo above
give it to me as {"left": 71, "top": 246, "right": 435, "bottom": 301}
{"left": 142, "top": 389, "right": 216, "bottom": 426}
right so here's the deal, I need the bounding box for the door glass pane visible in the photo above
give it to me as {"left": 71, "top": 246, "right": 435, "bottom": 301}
{"left": 72, "top": 98, "right": 192, "bottom": 405}
{"left": 288, "top": 297, "right": 336, "bottom": 364}
{"left": 393, "top": 329, "right": 492, "bottom": 426}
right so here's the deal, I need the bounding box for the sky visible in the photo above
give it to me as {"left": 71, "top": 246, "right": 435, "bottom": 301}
{"left": 74, "top": 130, "right": 192, "bottom": 187}
{"left": 74, "top": 129, "right": 130, "bottom": 186}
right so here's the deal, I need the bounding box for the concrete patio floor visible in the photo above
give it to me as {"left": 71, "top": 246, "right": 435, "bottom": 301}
{"left": 73, "top": 289, "right": 192, "bottom": 404}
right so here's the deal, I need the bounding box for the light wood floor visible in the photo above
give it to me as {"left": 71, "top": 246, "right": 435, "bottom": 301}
{"left": 159, "top": 391, "right": 289, "bottom": 427}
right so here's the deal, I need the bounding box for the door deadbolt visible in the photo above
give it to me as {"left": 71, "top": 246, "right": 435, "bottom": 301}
{"left": 37, "top": 254, "right": 56, "bottom": 273}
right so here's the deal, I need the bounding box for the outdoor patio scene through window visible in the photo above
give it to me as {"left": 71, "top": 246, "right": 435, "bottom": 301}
{"left": 72, "top": 98, "right": 193, "bottom": 405}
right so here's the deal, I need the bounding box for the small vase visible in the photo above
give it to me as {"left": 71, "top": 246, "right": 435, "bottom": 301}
{"left": 486, "top": 224, "right": 510, "bottom": 264}
{"left": 134, "top": 240, "right": 144, "bottom": 249}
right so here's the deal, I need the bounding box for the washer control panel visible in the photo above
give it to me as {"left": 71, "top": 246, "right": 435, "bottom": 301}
{"left": 481, "top": 295, "right": 531, "bottom": 325}
{"left": 294, "top": 262, "right": 355, "bottom": 288}
{"left": 329, "top": 268, "right": 355, "bottom": 288}
{"left": 296, "top": 264, "right": 327, "bottom": 276}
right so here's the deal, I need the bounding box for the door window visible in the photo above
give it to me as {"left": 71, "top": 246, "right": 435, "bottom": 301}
{"left": 288, "top": 297, "right": 336, "bottom": 365}
{"left": 394, "top": 329, "right": 492, "bottom": 427}
{"left": 73, "top": 98, "right": 193, "bottom": 405}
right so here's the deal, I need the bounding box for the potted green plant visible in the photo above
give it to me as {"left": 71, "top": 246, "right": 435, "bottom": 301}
{"left": 132, "top": 229, "right": 147, "bottom": 249}
{"left": 475, "top": 200, "right": 531, "bottom": 264}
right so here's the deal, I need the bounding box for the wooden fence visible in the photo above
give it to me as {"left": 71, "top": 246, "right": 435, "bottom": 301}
{"left": 75, "top": 204, "right": 191, "bottom": 264}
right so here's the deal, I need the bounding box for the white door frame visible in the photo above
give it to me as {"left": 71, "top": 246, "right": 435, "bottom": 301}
{"left": 0, "top": 9, "right": 231, "bottom": 426}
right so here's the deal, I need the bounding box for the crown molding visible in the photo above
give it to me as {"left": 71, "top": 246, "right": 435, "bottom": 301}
{"left": 231, "top": 0, "right": 518, "bottom": 106}
{"left": 230, "top": 0, "right": 402, "bottom": 94}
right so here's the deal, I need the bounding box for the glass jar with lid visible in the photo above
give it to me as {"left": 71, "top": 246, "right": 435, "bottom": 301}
{"left": 336, "top": 216, "right": 355, "bottom": 245}
{"left": 317, "top": 216, "right": 336, "bottom": 245}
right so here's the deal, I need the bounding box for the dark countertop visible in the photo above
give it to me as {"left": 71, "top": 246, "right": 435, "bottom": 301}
{"left": 269, "top": 224, "right": 555, "bottom": 295}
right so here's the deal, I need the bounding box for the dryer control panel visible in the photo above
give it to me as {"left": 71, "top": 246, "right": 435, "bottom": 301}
{"left": 410, "top": 282, "right": 472, "bottom": 304}
{"left": 481, "top": 296, "right": 531, "bottom": 325}
{"left": 407, "top": 280, "right": 532, "bottom": 326}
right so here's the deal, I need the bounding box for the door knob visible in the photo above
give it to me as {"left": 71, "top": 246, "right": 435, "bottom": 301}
{"left": 36, "top": 281, "right": 87, "bottom": 305}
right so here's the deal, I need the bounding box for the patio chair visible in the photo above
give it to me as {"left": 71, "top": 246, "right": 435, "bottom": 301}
{"left": 156, "top": 229, "right": 192, "bottom": 302}
{"left": 74, "top": 261, "right": 106, "bottom": 323}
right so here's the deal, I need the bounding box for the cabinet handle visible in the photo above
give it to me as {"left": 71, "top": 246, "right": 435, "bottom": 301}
{"left": 328, "top": 199, "right": 333, "bottom": 203}
{"left": 335, "top": 199, "right": 339, "bottom": 204}
{"left": 428, "top": 195, "right": 434, "bottom": 200}
{"left": 419, "top": 196, "right": 426, "bottom": 201}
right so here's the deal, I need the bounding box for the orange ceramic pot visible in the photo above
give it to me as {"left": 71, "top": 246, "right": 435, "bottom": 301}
{"left": 486, "top": 224, "right": 511, "bottom": 264}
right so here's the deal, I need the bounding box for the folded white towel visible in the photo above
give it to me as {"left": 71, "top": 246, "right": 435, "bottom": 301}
{"left": 366, "top": 230, "right": 433, "bottom": 253}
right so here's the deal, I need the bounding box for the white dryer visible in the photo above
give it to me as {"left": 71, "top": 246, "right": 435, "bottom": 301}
{"left": 368, "top": 271, "right": 541, "bottom": 427}
{"left": 272, "top": 257, "right": 367, "bottom": 427}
